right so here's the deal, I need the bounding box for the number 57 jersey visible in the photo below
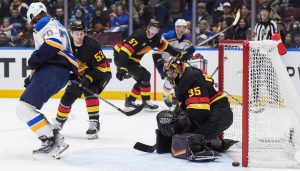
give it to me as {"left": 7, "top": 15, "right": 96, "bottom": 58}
{"left": 33, "top": 16, "right": 78, "bottom": 73}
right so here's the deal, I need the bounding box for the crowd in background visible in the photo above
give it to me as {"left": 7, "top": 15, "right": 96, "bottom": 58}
{"left": 0, "top": 0, "right": 300, "bottom": 48}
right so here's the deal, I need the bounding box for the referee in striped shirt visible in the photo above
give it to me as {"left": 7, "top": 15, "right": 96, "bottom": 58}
{"left": 252, "top": 3, "right": 279, "bottom": 106}
{"left": 253, "top": 3, "right": 278, "bottom": 40}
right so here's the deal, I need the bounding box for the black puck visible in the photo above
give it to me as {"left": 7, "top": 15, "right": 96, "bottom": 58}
{"left": 232, "top": 162, "right": 240, "bottom": 167}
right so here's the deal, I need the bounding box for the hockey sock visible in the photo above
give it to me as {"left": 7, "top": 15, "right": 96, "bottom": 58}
{"left": 56, "top": 103, "right": 71, "bottom": 124}
{"left": 86, "top": 97, "right": 100, "bottom": 121}
{"left": 129, "top": 83, "right": 141, "bottom": 100}
{"left": 140, "top": 82, "right": 151, "bottom": 101}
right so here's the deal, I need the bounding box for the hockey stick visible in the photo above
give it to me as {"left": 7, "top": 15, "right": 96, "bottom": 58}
{"left": 133, "top": 142, "right": 156, "bottom": 153}
{"left": 71, "top": 81, "right": 144, "bottom": 116}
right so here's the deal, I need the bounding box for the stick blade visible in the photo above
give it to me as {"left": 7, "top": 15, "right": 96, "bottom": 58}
{"left": 133, "top": 142, "right": 156, "bottom": 153}
{"left": 121, "top": 104, "right": 144, "bottom": 116}
{"left": 232, "top": 9, "right": 241, "bottom": 25}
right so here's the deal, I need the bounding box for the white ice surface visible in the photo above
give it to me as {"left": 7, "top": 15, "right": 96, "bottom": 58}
{"left": 0, "top": 98, "right": 296, "bottom": 171}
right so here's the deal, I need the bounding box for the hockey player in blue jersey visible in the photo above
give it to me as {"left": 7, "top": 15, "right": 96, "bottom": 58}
{"left": 152, "top": 19, "right": 195, "bottom": 108}
{"left": 15, "top": 2, "right": 78, "bottom": 158}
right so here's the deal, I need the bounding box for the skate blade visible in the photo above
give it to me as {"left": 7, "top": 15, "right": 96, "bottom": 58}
{"left": 32, "top": 144, "right": 69, "bottom": 160}
{"left": 143, "top": 107, "right": 160, "bottom": 112}
{"left": 87, "top": 133, "right": 99, "bottom": 140}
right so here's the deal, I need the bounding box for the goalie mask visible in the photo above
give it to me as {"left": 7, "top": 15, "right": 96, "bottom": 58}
{"left": 163, "top": 57, "right": 185, "bottom": 85}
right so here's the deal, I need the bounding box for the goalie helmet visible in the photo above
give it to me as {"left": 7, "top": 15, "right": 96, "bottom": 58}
{"left": 27, "top": 2, "right": 47, "bottom": 24}
{"left": 163, "top": 57, "right": 185, "bottom": 84}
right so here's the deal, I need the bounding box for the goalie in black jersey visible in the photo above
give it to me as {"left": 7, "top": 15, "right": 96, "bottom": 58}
{"left": 53, "top": 20, "right": 112, "bottom": 139}
{"left": 155, "top": 57, "right": 236, "bottom": 159}
{"left": 113, "top": 19, "right": 189, "bottom": 111}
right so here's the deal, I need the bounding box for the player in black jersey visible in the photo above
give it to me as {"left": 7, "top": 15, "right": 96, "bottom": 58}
{"left": 113, "top": 19, "right": 189, "bottom": 111}
{"left": 53, "top": 20, "right": 112, "bottom": 139}
{"left": 155, "top": 58, "right": 234, "bottom": 155}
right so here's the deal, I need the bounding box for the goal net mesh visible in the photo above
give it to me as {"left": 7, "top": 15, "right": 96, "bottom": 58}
{"left": 220, "top": 40, "right": 300, "bottom": 167}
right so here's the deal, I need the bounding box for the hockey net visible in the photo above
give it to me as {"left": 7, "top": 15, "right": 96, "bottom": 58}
{"left": 219, "top": 40, "right": 300, "bottom": 168}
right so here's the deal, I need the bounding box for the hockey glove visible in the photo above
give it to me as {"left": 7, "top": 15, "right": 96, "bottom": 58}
{"left": 156, "top": 110, "right": 179, "bottom": 137}
{"left": 177, "top": 52, "right": 190, "bottom": 61}
{"left": 28, "top": 50, "right": 40, "bottom": 69}
{"left": 116, "top": 67, "right": 128, "bottom": 81}
{"left": 24, "top": 75, "right": 31, "bottom": 88}
{"left": 80, "top": 74, "right": 93, "bottom": 88}
{"left": 184, "top": 46, "right": 196, "bottom": 60}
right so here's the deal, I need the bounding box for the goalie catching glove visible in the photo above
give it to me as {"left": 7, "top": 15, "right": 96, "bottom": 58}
{"left": 156, "top": 110, "right": 191, "bottom": 137}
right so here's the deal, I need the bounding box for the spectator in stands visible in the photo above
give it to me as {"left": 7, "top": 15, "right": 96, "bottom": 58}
{"left": 196, "top": 34, "right": 211, "bottom": 47}
{"left": 197, "top": 19, "right": 213, "bottom": 39}
{"left": 197, "top": 1, "right": 213, "bottom": 26}
{"left": 94, "top": 0, "right": 108, "bottom": 12}
{"left": 71, "top": 8, "right": 90, "bottom": 30}
{"left": 0, "top": 17, "right": 17, "bottom": 38}
{"left": 293, "top": 29, "right": 300, "bottom": 48}
{"left": 0, "top": 1, "right": 10, "bottom": 22}
{"left": 147, "top": 0, "right": 169, "bottom": 29}
{"left": 133, "top": 0, "right": 151, "bottom": 29}
{"left": 54, "top": 7, "right": 64, "bottom": 25}
{"left": 10, "top": 8, "right": 26, "bottom": 34}
{"left": 233, "top": 18, "right": 251, "bottom": 40}
{"left": 284, "top": 32, "right": 293, "bottom": 48}
{"left": 110, "top": 4, "right": 129, "bottom": 36}
{"left": 19, "top": 22, "right": 34, "bottom": 47}
{"left": 223, "top": 2, "right": 233, "bottom": 19}
{"left": 0, "top": 32, "right": 14, "bottom": 47}
{"left": 109, "top": 3, "right": 117, "bottom": 20}
{"left": 90, "top": 8, "right": 110, "bottom": 32}
{"left": 73, "top": 0, "right": 94, "bottom": 21}
{"left": 212, "top": 32, "right": 226, "bottom": 48}
{"left": 241, "top": 3, "right": 251, "bottom": 28}
{"left": 221, "top": 17, "right": 234, "bottom": 39}
{"left": 52, "top": 0, "right": 75, "bottom": 17}
{"left": 10, "top": 0, "right": 28, "bottom": 17}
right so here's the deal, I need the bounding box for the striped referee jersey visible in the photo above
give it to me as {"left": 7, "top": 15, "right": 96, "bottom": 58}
{"left": 253, "top": 19, "right": 278, "bottom": 41}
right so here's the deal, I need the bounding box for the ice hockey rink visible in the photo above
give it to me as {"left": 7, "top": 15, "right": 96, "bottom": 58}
{"left": 0, "top": 98, "right": 299, "bottom": 171}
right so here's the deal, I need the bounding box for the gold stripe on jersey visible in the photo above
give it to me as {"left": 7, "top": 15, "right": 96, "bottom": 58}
{"left": 210, "top": 93, "right": 225, "bottom": 105}
{"left": 97, "top": 67, "right": 111, "bottom": 72}
{"left": 120, "top": 46, "right": 133, "bottom": 56}
{"left": 128, "top": 56, "right": 140, "bottom": 62}
{"left": 186, "top": 104, "right": 210, "bottom": 110}
{"left": 45, "top": 40, "right": 62, "bottom": 50}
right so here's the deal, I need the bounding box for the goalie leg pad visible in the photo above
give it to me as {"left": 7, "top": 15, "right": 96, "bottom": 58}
{"left": 156, "top": 129, "right": 172, "bottom": 154}
{"left": 171, "top": 133, "right": 221, "bottom": 162}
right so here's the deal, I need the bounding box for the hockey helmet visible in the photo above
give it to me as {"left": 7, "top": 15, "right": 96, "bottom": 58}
{"left": 148, "top": 19, "right": 160, "bottom": 29}
{"left": 175, "top": 19, "right": 187, "bottom": 27}
{"left": 68, "top": 20, "right": 85, "bottom": 31}
{"left": 163, "top": 57, "right": 185, "bottom": 84}
{"left": 27, "top": 2, "right": 47, "bottom": 24}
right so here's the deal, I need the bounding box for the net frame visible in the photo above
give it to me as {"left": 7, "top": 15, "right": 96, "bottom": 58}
{"left": 218, "top": 40, "right": 300, "bottom": 168}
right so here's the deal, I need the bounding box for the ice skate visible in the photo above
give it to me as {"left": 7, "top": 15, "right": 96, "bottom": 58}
{"left": 143, "top": 100, "right": 159, "bottom": 112}
{"left": 163, "top": 94, "right": 173, "bottom": 108}
{"left": 33, "top": 130, "right": 69, "bottom": 159}
{"left": 86, "top": 120, "right": 100, "bottom": 140}
{"left": 52, "top": 119, "right": 64, "bottom": 131}
{"left": 124, "top": 96, "right": 140, "bottom": 111}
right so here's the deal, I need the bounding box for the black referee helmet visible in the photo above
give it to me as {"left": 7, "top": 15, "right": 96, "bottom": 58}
{"left": 261, "top": 3, "right": 271, "bottom": 11}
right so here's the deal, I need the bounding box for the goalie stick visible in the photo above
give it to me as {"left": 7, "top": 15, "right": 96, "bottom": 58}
{"left": 133, "top": 142, "right": 156, "bottom": 153}
{"left": 71, "top": 81, "right": 144, "bottom": 116}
